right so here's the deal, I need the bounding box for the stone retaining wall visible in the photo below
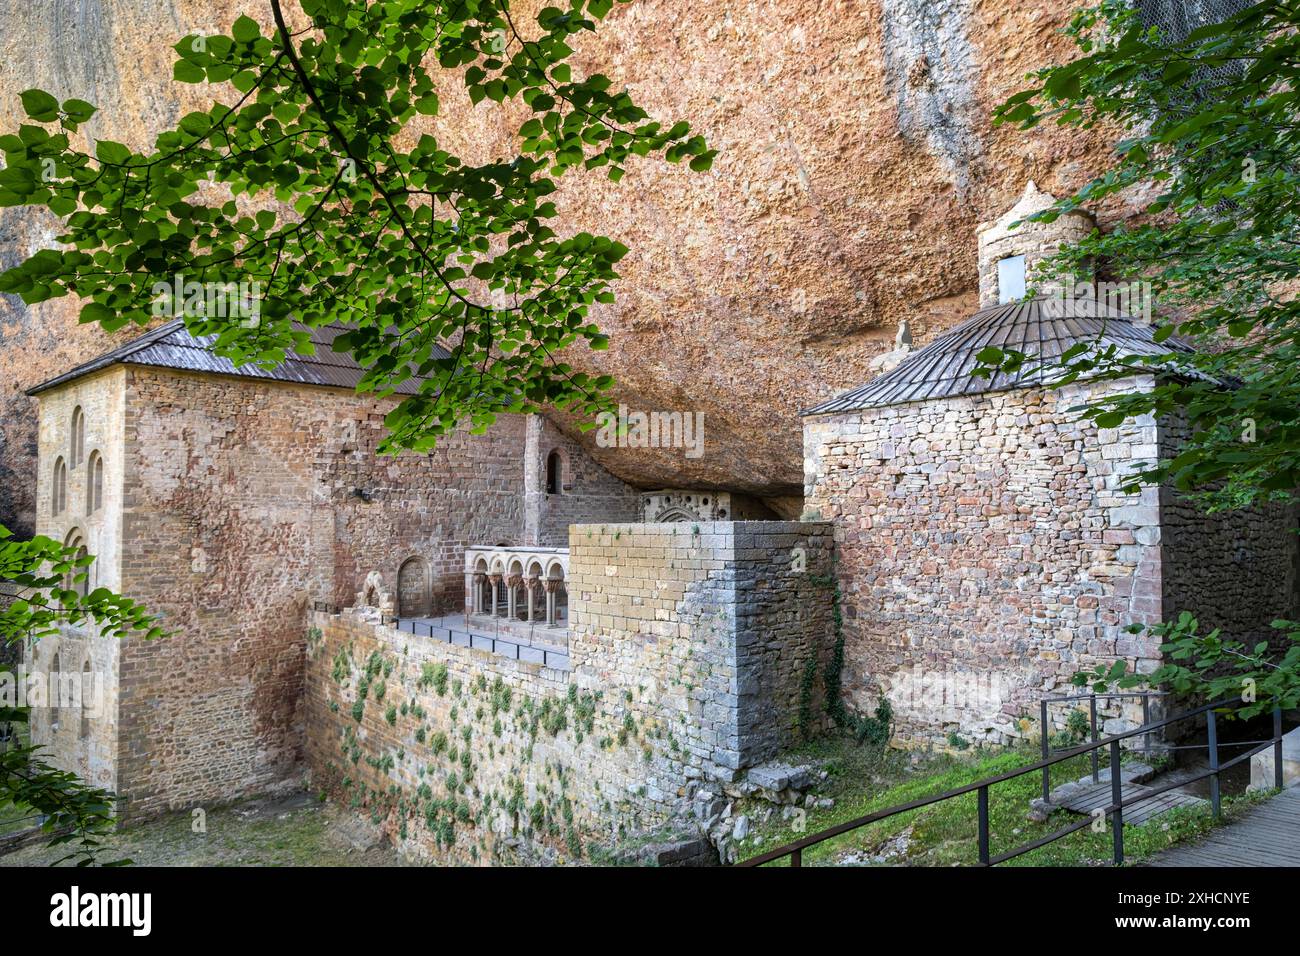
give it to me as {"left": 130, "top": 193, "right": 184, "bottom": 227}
{"left": 303, "top": 520, "right": 835, "bottom": 863}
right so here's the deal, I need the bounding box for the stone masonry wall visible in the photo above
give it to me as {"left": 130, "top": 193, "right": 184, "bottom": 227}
{"left": 28, "top": 367, "right": 126, "bottom": 793}
{"left": 568, "top": 521, "right": 836, "bottom": 770}
{"left": 302, "top": 520, "right": 834, "bottom": 863}
{"left": 524, "top": 414, "right": 641, "bottom": 547}
{"left": 804, "top": 379, "right": 1167, "bottom": 746}
{"left": 94, "top": 366, "right": 631, "bottom": 819}
{"left": 1157, "top": 415, "right": 1298, "bottom": 649}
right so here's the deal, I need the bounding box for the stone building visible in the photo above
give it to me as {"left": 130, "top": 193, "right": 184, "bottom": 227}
{"left": 19, "top": 181, "right": 1300, "bottom": 854}
{"left": 802, "top": 188, "right": 1298, "bottom": 746}
{"left": 22, "top": 320, "right": 644, "bottom": 814}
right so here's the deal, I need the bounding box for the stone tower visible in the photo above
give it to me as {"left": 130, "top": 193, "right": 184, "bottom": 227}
{"left": 976, "top": 181, "right": 1096, "bottom": 308}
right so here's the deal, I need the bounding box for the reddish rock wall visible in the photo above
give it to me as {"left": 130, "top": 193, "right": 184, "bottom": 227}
{"left": 0, "top": 0, "right": 1134, "bottom": 531}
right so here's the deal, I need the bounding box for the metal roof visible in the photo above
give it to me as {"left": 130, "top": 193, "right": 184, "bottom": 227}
{"left": 803, "top": 296, "right": 1199, "bottom": 416}
{"left": 27, "top": 320, "right": 451, "bottom": 396}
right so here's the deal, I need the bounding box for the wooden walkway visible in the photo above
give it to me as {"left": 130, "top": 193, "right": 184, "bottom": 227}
{"left": 1146, "top": 787, "right": 1300, "bottom": 867}
{"left": 1047, "top": 762, "right": 1207, "bottom": 827}
{"left": 1060, "top": 781, "right": 1207, "bottom": 826}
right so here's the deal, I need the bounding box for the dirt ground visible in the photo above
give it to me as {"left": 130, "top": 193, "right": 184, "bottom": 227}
{"left": 0, "top": 791, "right": 406, "bottom": 867}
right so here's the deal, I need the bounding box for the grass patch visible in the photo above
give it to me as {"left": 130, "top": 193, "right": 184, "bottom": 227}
{"left": 742, "top": 736, "right": 1269, "bottom": 867}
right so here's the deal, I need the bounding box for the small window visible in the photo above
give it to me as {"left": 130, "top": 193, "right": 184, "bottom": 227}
{"left": 81, "top": 659, "right": 92, "bottom": 739}
{"left": 52, "top": 457, "right": 67, "bottom": 516}
{"left": 545, "top": 450, "right": 563, "bottom": 495}
{"left": 63, "top": 530, "right": 88, "bottom": 599}
{"left": 997, "top": 255, "right": 1027, "bottom": 304}
{"left": 86, "top": 452, "right": 103, "bottom": 514}
{"left": 50, "top": 651, "right": 61, "bottom": 731}
{"left": 70, "top": 407, "right": 85, "bottom": 467}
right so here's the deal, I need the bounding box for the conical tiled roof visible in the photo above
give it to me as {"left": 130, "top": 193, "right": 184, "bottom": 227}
{"left": 803, "top": 296, "right": 1196, "bottom": 416}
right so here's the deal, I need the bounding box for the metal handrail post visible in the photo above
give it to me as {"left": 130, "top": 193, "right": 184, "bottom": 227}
{"left": 1275, "top": 707, "right": 1285, "bottom": 791}
{"left": 1040, "top": 699, "right": 1050, "bottom": 802}
{"left": 1207, "top": 708, "right": 1221, "bottom": 820}
{"left": 1142, "top": 694, "right": 1152, "bottom": 758}
{"left": 1090, "top": 695, "right": 1099, "bottom": 784}
{"left": 1110, "top": 738, "right": 1124, "bottom": 865}
{"left": 977, "top": 785, "right": 990, "bottom": 865}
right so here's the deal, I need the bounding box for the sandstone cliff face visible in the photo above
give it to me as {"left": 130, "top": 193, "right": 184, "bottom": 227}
{"left": 0, "top": 0, "right": 1133, "bottom": 532}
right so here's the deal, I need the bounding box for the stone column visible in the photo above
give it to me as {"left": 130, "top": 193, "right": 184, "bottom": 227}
{"left": 544, "top": 578, "right": 561, "bottom": 626}
{"left": 525, "top": 579, "right": 537, "bottom": 622}
{"left": 489, "top": 574, "right": 502, "bottom": 617}
{"left": 506, "top": 574, "right": 522, "bottom": 620}
{"left": 471, "top": 572, "right": 485, "bottom": 614}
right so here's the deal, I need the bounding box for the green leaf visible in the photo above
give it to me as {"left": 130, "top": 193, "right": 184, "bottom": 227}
{"left": 231, "top": 15, "right": 260, "bottom": 43}
{"left": 61, "top": 99, "right": 96, "bottom": 123}
{"left": 78, "top": 301, "right": 115, "bottom": 325}
{"left": 173, "top": 59, "right": 205, "bottom": 84}
{"left": 20, "top": 89, "right": 59, "bottom": 121}
{"left": 96, "top": 142, "right": 132, "bottom": 167}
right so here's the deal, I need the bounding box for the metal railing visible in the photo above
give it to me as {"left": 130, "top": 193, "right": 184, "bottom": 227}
{"left": 1039, "top": 690, "right": 1165, "bottom": 801}
{"left": 309, "top": 600, "right": 570, "bottom": 670}
{"left": 384, "top": 616, "right": 571, "bottom": 671}
{"left": 738, "top": 698, "right": 1288, "bottom": 868}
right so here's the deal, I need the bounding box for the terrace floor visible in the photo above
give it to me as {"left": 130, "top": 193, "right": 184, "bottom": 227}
{"left": 395, "top": 613, "right": 570, "bottom": 670}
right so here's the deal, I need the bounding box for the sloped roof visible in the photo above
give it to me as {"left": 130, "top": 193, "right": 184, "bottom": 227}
{"left": 27, "top": 320, "right": 450, "bottom": 396}
{"left": 803, "top": 296, "right": 1197, "bottom": 416}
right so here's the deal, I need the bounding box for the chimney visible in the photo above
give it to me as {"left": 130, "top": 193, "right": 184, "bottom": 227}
{"left": 975, "top": 181, "right": 1096, "bottom": 308}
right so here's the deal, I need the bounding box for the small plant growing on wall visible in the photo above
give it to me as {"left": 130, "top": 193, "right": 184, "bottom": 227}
{"left": 418, "top": 661, "right": 449, "bottom": 696}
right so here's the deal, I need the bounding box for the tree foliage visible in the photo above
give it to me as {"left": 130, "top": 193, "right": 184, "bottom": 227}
{"left": 1073, "top": 612, "right": 1300, "bottom": 720}
{"left": 0, "top": 0, "right": 713, "bottom": 451}
{"left": 982, "top": 1, "right": 1300, "bottom": 712}
{"left": 1, "top": 525, "right": 159, "bottom": 864}
{"left": 0, "top": 526, "right": 160, "bottom": 645}
{"left": 987, "top": 0, "right": 1300, "bottom": 512}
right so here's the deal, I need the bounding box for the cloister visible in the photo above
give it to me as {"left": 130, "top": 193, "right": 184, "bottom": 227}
{"left": 464, "top": 545, "right": 569, "bottom": 630}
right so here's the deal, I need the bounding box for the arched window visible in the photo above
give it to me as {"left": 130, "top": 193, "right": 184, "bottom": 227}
{"left": 545, "top": 449, "right": 564, "bottom": 495}
{"left": 81, "top": 659, "right": 92, "bottom": 739}
{"left": 63, "top": 530, "right": 88, "bottom": 599}
{"left": 52, "top": 457, "right": 67, "bottom": 516}
{"left": 86, "top": 452, "right": 103, "bottom": 514}
{"left": 70, "top": 406, "right": 85, "bottom": 467}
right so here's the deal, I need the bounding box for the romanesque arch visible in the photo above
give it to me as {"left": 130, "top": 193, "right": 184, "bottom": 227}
{"left": 52, "top": 457, "right": 67, "bottom": 516}
{"left": 63, "top": 528, "right": 88, "bottom": 598}
{"left": 397, "top": 556, "right": 430, "bottom": 618}
{"left": 69, "top": 406, "right": 85, "bottom": 467}
{"left": 80, "top": 658, "right": 92, "bottom": 739}
{"left": 545, "top": 447, "right": 567, "bottom": 494}
{"left": 86, "top": 450, "right": 103, "bottom": 515}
